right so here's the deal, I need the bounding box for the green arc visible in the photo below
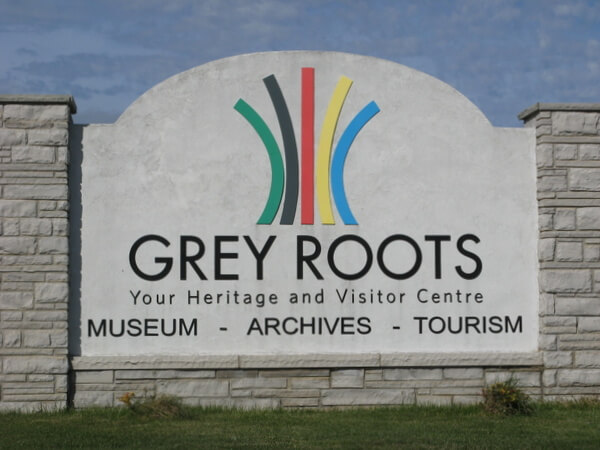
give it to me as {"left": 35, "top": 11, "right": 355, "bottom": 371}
{"left": 234, "top": 99, "right": 284, "bottom": 224}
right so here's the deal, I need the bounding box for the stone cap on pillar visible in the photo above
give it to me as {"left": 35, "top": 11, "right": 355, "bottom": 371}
{"left": 0, "top": 94, "right": 77, "bottom": 114}
{"left": 519, "top": 103, "right": 600, "bottom": 122}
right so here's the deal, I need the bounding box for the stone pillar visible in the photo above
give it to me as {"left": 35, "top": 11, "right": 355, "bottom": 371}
{"left": 520, "top": 103, "right": 600, "bottom": 400}
{"left": 0, "top": 95, "right": 75, "bottom": 411}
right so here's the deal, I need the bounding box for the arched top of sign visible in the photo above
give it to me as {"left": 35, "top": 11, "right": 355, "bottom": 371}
{"left": 116, "top": 51, "right": 491, "bottom": 130}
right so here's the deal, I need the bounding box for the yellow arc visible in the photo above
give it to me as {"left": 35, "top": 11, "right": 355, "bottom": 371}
{"left": 316, "top": 76, "right": 353, "bottom": 224}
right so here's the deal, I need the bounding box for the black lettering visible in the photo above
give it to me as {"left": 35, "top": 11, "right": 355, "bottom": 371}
{"left": 180, "top": 236, "right": 207, "bottom": 280}
{"left": 127, "top": 319, "right": 142, "bottom": 337}
{"left": 88, "top": 319, "right": 106, "bottom": 337}
{"left": 244, "top": 235, "right": 276, "bottom": 280}
{"left": 425, "top": 235, "right": 451, "bottom": 279}
{"left": 505, "top": 315, "right": 522, "bottom": 333}
{"left": 214, "top": 236, "right": 239, "bottom": 280}
{"left": 377, "top": 234, "right": 422, "bottom": 280}
{"left": 180, "top": 318, "right": 197, "bottom": 336}
{"left": 456, "top": 234, "right": 482, "bottom": 280}
{"left": 328, "top": 235, "right": 372, "bottom": 280}
{"left": 129, "top": 235, "right": 173, "bottom": 281}
{"left": 297, "top": 235, "right": 323, "bottom": 279}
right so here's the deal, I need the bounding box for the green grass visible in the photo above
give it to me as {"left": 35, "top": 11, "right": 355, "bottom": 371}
{"left": 1, "top": 402, "right": 600, "bottom": 449}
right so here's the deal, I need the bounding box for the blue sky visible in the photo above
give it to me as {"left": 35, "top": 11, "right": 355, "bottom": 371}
{"left": 1, "top": 0, "right": 598, "bottom": 126}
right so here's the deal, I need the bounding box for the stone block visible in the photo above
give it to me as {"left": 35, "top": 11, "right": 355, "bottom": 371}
{"left": 536, "top": 144, "right": 553, "bottom": 167}
{"left": 365, "top": 370, "right": 383, "bottom": 381}
{"left": 230, "top": 388, "right": 252, "bottom": 398}
{"left": 416, "top": 395, "right": 452, "bottom": 406}
{"left": 281, "top": 397, "right": 319, "bottom": 407}
{"left": 544, "top": 316, "right": 577, "bottom": 327}
{"left": 253, "top": 389, "right": 319, "bottom": 399}
{"left": 555, "top": 297, "right": 600, "bottom": 315}
{"left": 3, "top": 330, "right": 21, "bottom": 347}
{"left": 19, "top": 218, "right": 52, "bottom": 236}
{"left": 0, "top": 291, "right": 33, "bottom": 309}
{"left": 11, "top": 146, "right": 54, "bottom": 163}
{"left": 2, "top": 311, "right": 23, "bottom": 321}
{"left": 183, "top": 398, "right": 279, "bottom": 409}
{"left": 539, "top": 238, "right": 555, "bottom": 261}
{"left": 552, "top": 112, "right": 600, "bottom": 135}
{"left": 259, "top": 369, "right": 330, "bottom": 378}
{"left": 2, "top": 219, "right": 19, "bottom": 236}
{"left": 577, "top": 208, "right": 600, "bottom": 230}
{"left": 53, "top": 255, "right": 69, "bottom": 265}
{"left": 38, "top": 201, "right": 56, "bottom": 211}
{"left": 554, "top": 209, "right": 576, "bottom": 230}
{"left": 35, "top": 283, "right": 68, "bottom": 303}
{"left": 115, "top": 370, "right": 215, "bottom": 380}
{"left": 540, "top": 270, "right": 592, "bottom": 293}
{"left": 443, "top": 368, "right": 483, "bottom": 379}
{"left": 543, "top": 370, "right": 557, "bottom": 387}
{"left": 558, "top": 335, "right": 600, "bottom": 351}
{"left": 580, "top": 144, "right": 600, "bottom": 160}
{"left": 0, "top": 128, "right": 27, "bottom": 145}
{"left": 0, "top": 401, "right": 65, "bottom": 413}
{"left": 3, "top": 104, "right": 69, "bottom": 123}
{"left": 557, "top": 369, "right": 600, "bottom": 386}
{"left": 28, "top": 375, "right": 54, "bottom": 382}
{"left": 156, "top": 379, "right": 229, "bottom": 397}
{"left": 289, "top": 377, "right": 330, "bottom": 389}
{"left": 215, "top": 370, "right": 257, "bottom": 379}
{"left": 240, "top": 353, "right": 379, "bottom": 368}
{"left": 51, "top": 219, "right": 69, "bottom": 236}
{"left": 55, "top": 375, "right": 68, "bottom": 393}
{"left": 37, "top": 237, "right": 68, "bottom": 254}
{"left": 231, "top": 377, "right": 287, "bottom": 389}
{"left": 27, "top": 129, "right": 68, "bottom": 146}
{"left": 330, "top": 369, "right": 364, "bottom": 388}
{"left": 50, "top": 330, "right": 68, "bottom": 347}
{"left": 383, "top": 368, "right": 443, "bottom": 381}
{"left": 3, "top": 185, "right": 67, "bottom": 201}
{"left": 537, "top": 124, "right": 552, "bottom": 137}
{"left": 22, "top": 331, "right": 50, "bottom": 347}
{"left": 579, "top": 317, "right": 600, "bottom": 332}
{"left": 76, "top": 370, "right": 114, "bottom": 384}
{"left": 322, "top": 389, "right": 414, "bottom": 406}
{"left": 381, "top": 352, "right": 542, "bottom": 367}
{"left": 574, "top": 351, "right": 600, "bottom": 368}
{"left": 484, "top": 371, "right": 540, "bottom": 387}
{"left": 539, "top": 213, "right": 553, "bottom": 231}
{"left": 56, "top": 147, "right": 69, "bottom": 163}
{"left": 569, "top": 168, "right": 600, "bottom": 191}
{"left": 452, "top": 396, "right": 482, "bottom": 405}
{"left": 543, "top": 351, "right": 572, "bottom": 368}
{"left": 3, "top": 272, "right": 44, "bottom": 282}
{"left": 540, "top": 293, "right": 555, "bottom": 315}
{"left": 73, "top": 390, "right": 113, "bottom": 408}
{"left": 538, "top": 175, "right": 567, "bottom": 192}
{"left": 555, "top": 144, "right": 578, "bottom": 160}
{"left": 45, "top": 273, "right": 68, "bottom": 282}
{"left": 3, "top": 356, "right": 67, "bottom": 374}
{"left": 71, "top": 355, "right": 239, "bottom": 370}
{"left": 24, "top": 310, "right": 68, "bottom": 322}
{"left": 0, "top": 200, "right": 37, "bottom": 217}
{"left": 555, "top": 241, "right": 582, "bottom": 262}
{"left": 0, "top": 237, "right": 36, "bottom": 255}
{"left": 584, "top": 244, "right": 600, "bottom": 262}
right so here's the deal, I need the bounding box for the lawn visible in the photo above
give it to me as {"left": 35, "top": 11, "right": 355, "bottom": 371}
{"left": 1, "top": 402, "right": 599, "bottom": 449}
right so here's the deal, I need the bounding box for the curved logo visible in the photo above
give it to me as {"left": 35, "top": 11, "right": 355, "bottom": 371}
{"left": 235, "top": 68, "right": 379, "bottom": 225}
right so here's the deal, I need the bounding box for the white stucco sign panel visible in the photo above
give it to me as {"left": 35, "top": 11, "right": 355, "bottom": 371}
{"left": 75, "top": 52, "right": 538, "bottom": 356}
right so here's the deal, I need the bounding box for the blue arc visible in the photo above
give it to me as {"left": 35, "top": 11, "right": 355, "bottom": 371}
{"left": 331, "top": 101, "right": 380, "bottom": 225}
